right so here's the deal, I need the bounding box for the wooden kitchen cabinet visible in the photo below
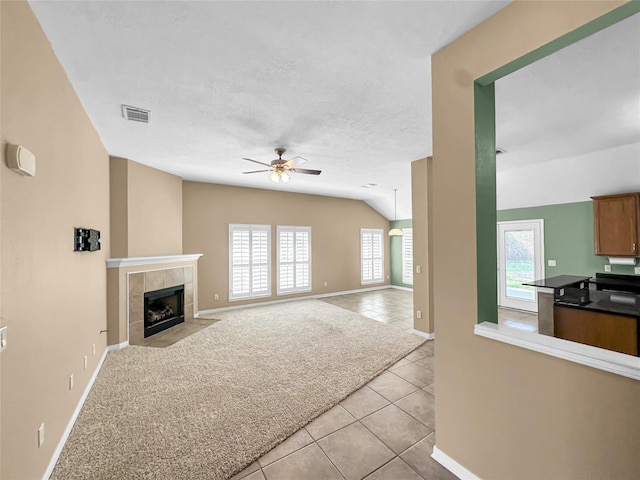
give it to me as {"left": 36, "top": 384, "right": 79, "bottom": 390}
{"left": 592, "top": 192, "right": 640, "bottom": 257}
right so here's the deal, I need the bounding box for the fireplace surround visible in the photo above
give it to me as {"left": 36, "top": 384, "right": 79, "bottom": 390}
{"left": 106, "top": 254, "right": 202, "bottom": 347}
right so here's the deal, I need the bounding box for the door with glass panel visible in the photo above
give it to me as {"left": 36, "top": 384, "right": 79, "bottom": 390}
{"left": 497, "top": 220, "right": 544, "bottom": 312}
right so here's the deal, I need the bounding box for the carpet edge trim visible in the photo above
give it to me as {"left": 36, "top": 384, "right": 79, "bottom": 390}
{"left": 228, "top": 337, "right": 428, "bottom": 478}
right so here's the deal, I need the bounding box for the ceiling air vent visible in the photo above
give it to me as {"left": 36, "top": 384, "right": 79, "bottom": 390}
{"left": 121, "top": 105, "right": 151, "bottom": 124}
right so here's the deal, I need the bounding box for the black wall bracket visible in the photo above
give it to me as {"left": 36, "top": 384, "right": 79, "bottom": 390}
{"left": 74, "top": 228, "right": 101, "bottom": 252}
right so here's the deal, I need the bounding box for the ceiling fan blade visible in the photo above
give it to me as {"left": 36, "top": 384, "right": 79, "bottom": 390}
{"left": 242, "top": 169, "right": 271, "bottom": 174}
{"left": 242, "top": 157, "right": 271, "bottom": 167}
{"left": 284, "top": 156, "right": 308, "bottom": 167}
{"left": 291, "top": 168, "right": 322, "bottom": 175}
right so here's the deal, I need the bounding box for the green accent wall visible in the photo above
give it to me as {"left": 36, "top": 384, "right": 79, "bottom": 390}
{"left": 390, "top": 219, "right": 413, "bottom": 288}
{"left": 498, "top": 201, "right": 636, "bottom": 277}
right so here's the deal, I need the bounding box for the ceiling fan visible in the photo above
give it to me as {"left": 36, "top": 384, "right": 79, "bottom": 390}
{"left": 241, "top": 148, "right": 321, "bottom": 183}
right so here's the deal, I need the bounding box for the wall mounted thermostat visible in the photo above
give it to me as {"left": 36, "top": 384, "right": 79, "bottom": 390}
{"left": 74, "top": 228, "right": 101, "bottom": 252}
{"left": 6, "top": 144, "right": 36, "bottom": 176}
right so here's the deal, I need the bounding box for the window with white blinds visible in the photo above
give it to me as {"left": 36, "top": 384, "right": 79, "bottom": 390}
{"left": 228, "top": 224, "right": 271, "bottom": 301}
{"left": 402, "top": 228, "right": 414, "bottom": 285}
{"left": 277, "top": 226, "right": 312, "bottom": 295}
{"left": 361, "top": 228, "right": 384, "bottom": 285}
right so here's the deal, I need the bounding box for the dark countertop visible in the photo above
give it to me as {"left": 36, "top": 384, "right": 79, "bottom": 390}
{"left": 590, "top": 273, "right": 640, "bottom": 295}
{"left": 523, "top": 275, "right": 592, "bottom": 290}
{"left": 555, "top": 289, "right": 640, "bottom": 318}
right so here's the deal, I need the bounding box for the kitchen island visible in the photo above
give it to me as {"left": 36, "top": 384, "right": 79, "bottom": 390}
{"left": 524, "top": 274, "right": 640, "bottom": 356}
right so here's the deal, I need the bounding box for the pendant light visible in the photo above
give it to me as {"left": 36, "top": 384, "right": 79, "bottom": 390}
{"left": 388, "top": 188, "right": 403, "bottom": 237}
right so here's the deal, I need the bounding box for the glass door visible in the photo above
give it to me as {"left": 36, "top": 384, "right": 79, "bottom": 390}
{"left": 497, "top": 220, "right": 544, "bottom": 312}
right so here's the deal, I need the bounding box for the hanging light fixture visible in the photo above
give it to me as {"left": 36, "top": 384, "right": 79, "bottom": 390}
{"left": 389, "top": 188, "right": 403, "bottom": 237}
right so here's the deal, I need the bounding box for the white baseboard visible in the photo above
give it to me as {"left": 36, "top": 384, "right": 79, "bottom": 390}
{"left": 198, "top": 285, "right": 392, "bottom": 316}
{"left": 412, "top": 329, "right": 435, "bottom": 340}
{"left": 432, "top": 445, "right": 481, "bottom": 480}
{"left": 390, "top": 285, "right": 413, "bottom": 292}
{"left": 43, "top": 347, "right": 109, "bottom": 480}
{"left": 107, "top": 340, "right": 128, "bottom": 351}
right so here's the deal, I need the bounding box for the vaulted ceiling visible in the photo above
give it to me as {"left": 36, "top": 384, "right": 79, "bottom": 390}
{"left": 29, "top": 1, "right": 639, "bottom": 219}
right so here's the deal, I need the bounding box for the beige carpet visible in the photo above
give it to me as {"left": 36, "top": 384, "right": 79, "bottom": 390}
{"left": 51, "top": 299, "right": 425, "bottom": 480}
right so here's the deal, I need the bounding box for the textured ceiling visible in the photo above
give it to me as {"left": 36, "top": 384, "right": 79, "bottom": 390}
{"left": 28, "top": 2, "right": 639, "bottom": 219}
{"left": 496, "top": 12, "right": 640, "bottom": 172}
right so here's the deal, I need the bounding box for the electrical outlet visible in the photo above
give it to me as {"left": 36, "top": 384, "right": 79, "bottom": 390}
{"left": 604, "top": 265, "right": 612, "bottom": 272}
{"left": 214, "top": 293, "right": 219, "bottom": 300}
{"left": 547, "top": 260, "right": 556, "bottom": 267}
{"left": 324, "top": 282, "right": 328, "bottom": 287}
{"left": 635, "top": 267, "right": 640, "bottom": 275}
{"left": 84, "top": 355, "right": 88, "bottom": 369}
{"left": 92, "top": 343, "right": 96, "bottom": 356}
{"left": 69, "top": 374, "right": 74, "bottom": 390}
{"left": 38, "top": 423, "right": 45, "bottom": 448}
{"left": 416, "top": 310, "right": 422, "bottom": 319}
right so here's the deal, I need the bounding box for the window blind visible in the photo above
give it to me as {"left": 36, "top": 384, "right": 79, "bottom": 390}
{"left": 361, "top": 228, "right": 384, "bottom": 284}
{"left": 277, "top": 226, "right": 311, "bottom": 295}
{"left": 229, "top": 224, "right": 271, "bottom": 300}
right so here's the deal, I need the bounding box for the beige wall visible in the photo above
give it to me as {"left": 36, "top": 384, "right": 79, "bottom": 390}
{"left": 183, "top": 181, "right": 390, "bottom": 311}
{"left": 109, "top": 157, "right": 183, "bottom": 258}
{"left": 1, "top": 2, "right": 110, "bottom": 479}
{"left": 431, "top": 1, "right": 639, "bottom": 478}
{"left": 411, "top": 157, "right": 433, "bottom": 333}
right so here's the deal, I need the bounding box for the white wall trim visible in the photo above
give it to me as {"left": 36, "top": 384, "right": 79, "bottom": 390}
{"left": 390, "top": 285, "right": 413, "bottom": 292}
{"left": 474, "top": 322, "right": 640, "bottom": 381}
{"left": 412, "top": 329, "right": 434, "bottom": 339}
{"left": 197, "top": 285, "right": 391, "bottom": 316}
{"left": 107, "top": 340, "right": 129, "bottom": 351}
{"left": 43, "top": 347, "right": 109, "bottom": 480}
{"left": 106, "top": 253, "right": 202, "bottom": 269}
{"left": 432, "top": 446, "right": 481, "bottom": 480}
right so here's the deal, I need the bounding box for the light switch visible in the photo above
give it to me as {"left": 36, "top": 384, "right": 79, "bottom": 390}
{"left": 416, "top": 265, "right": 422, "bottom": 274}
{"left": 0, "top": 326, "right": 7, "bottom": 352}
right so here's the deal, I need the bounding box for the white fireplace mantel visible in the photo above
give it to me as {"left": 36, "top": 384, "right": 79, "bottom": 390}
{"left": 106, "top": 254, "right": 203, "bottom": 269}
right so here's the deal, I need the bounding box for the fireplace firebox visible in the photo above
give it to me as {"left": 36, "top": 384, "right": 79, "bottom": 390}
{"left": 143, "top": 285, "right": 185, "bottom": 338}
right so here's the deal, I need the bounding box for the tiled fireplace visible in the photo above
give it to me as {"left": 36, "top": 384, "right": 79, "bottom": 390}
{"left": 106, "top": 254, "right": 202, "bottom": 347}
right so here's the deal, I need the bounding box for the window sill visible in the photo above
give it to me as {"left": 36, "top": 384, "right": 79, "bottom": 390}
{"left": 474, "top": 322, "right": 640, "bottom": 381}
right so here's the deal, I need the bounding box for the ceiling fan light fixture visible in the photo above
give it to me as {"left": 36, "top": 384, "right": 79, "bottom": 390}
{"left": 270, "top": 170, "right": 290, "bottom": 183}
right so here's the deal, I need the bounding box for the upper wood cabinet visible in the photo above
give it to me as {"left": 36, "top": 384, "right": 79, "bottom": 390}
{"left": 592, "top": 192, "right": 640, "bottom": 257}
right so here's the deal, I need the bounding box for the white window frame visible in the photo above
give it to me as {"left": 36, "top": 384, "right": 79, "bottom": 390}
{"left": 277, "top": 226, "right": 312, "bottom": 295}
{"left": 402, "top": 228, "right": 414, "bottom": 285}
{"left": 361, "top": 228, "right": 384, "bottom": 285}
{"left": 228, "top": 224, "right": 271, "bottom": 301}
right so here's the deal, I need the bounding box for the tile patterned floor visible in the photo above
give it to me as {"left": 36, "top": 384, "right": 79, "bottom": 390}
{"left": 497, "top": 307, "right": 538, "bottom": 333}
{"left": 230, "top": 289, "right": 456, "bottom": 480}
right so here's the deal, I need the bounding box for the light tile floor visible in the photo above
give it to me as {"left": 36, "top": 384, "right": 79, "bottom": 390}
{"left": 497, "top": 307, "right": 538, "bottom": 333}
{"left": 231, "top": 289, "right": 456, "bottom": 480}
